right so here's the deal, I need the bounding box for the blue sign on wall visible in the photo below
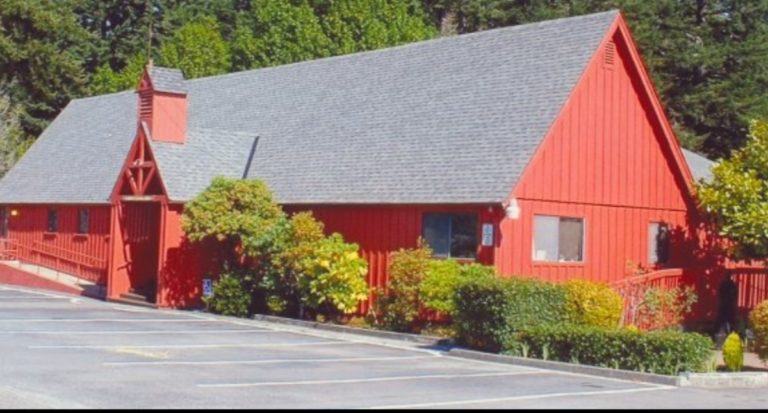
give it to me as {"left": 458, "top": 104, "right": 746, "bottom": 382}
{"left": 202, "top": 278, "right": 213, "bottom": 297}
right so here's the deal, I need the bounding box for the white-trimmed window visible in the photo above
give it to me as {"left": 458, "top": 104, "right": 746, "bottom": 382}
{"left": 533, "top": 215, "right": 584, "bottom": 262}
{"left": 648, "top": 222, "right": 670, "bottom": 265}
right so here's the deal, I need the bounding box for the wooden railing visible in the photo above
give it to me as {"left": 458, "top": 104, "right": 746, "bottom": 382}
{"left": 611, "top": 268, "right": 685, "bottom": 327}
{"left": 0, "top": 238, "right": 107, "bottom": 284}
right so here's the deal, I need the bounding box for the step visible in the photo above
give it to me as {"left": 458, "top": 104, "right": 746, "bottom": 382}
{"left": 120, "top": 291, "right": 154, "bottom": 303}
{"left": 110, "top": 296, "right": 157, "bottom": 309}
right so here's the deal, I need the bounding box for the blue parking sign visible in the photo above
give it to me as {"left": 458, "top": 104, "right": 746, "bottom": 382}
{"left": 202, "top": 278, "right": 213, "bottom": 297}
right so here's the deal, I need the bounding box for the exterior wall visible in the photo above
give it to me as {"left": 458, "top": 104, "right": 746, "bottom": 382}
{"left": 5, "top": 204, "right": 110, "bottom": 284}
{"left": 498, "top": 28, "right": 696, "bottom": 285}
{"left": 151, "top": 93, "right": 187, "bottom": 144}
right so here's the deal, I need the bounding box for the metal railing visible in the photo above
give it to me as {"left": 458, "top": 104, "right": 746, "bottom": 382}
{"left": 0, "top": 238, "right": 107, "bottom": 284}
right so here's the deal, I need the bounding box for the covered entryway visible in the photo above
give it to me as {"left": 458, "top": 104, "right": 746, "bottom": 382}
{"left": 107, "top": 124, "right": 168, "bottom": 306}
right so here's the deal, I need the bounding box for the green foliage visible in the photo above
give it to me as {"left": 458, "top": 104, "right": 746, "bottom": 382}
{"left": 322, "top": 0, "right": 437, "bottom": 55}
{"left": 181, "top": 177, "right": 287, "bottom": 262}
{"left": 421, "top": 261, "right": 495, "bottom": 316}
{"left": 379, "top": 242, "right": 433, "bottom": 332}
{"left": 158, "top": 16, "right": 230, "bottom": 79}
{"left": 0, "top": 87, "right": 27, "bottom": 177}
{"left": 298, "top": 233, "right": 369, "bottom": 315}
{"left": 90, "top": 54, "right": 147, "bottom": 94}
{"left": 563, "top": 279, "right": 623, "bottom": 329}
{"left": 635, "top": 285, "right": 697, "bottom": 331}
{"left": 512, "top": 324, "right": 714, "bottom": 375}
{"left": 203, "top": 272, "right": 252, "bottom": 318}
{"left": 698, "top": 120, "right": 768, "bottom": 260}
{"left": 453, "top": 276, "right": 567, "bottom": 352}
{"left": 723, "top": 332, "right": 744, "bottom": 372}
{"left": 231, "top": 0, "right": 332, "bottom": 70}
{"left": 749, "top": 300, "right": 768, "bottom": 363}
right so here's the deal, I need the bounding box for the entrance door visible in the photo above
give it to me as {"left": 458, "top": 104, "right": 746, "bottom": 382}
{"left": 121, "top": 202, "right": 160, "bottom": 303}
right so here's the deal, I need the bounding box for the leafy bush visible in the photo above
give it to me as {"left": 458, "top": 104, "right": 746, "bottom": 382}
{"left": 378, "top": 242, "right": 432, "bottom": 332}
{"left": 513, "top": 324, "right": 714, "bottom": 375}
{"left": 420, "top": 261, "right": 495, "bottom": 317}
{"left": 749, "top": 300, "right": 768, "bottom": 363}
{"left": 203, "top": 272, "right": 252, "bottom": 317}
{"left": 636, "top": 285, "right": 697, "bottom": 331}
{"left": 723, "top": 332, "right": 744, "bottom": 372}
{"left": 298, "top": 233, "right": 369, "bottom": 316}
{"left": 454, "top": 276, "right": 567, "bottom": 352}
{"left": 563, "top": 279, "right": 623, "bottom": 329}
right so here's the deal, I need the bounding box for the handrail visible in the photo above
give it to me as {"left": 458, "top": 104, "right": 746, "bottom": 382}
{"left": 30, "top": 241, "right": 106, "bottom": 269}
{"left": 610, "top": 268, "right": 684, "bottom": 289}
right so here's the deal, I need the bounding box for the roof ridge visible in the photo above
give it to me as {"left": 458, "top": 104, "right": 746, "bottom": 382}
{"left": 187, "top": 10, "right": 619, "bottom": 85}
{"left": 71, "top": 89, "right": 135, "bottom": 103}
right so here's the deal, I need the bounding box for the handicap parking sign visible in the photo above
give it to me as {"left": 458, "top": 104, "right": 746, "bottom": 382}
{"left": 202, "top": 278, "right": 213, "bottom": 297}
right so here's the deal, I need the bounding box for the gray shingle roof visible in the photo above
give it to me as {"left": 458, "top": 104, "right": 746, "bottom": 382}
{"left": 149, "top": 67, "right": 186, "bottom": 94}
{"left": 682, "top": 149, "right": 714, "bottom": 183}
{"left": 0, "top": 11, "right": 621, "bottom": 204}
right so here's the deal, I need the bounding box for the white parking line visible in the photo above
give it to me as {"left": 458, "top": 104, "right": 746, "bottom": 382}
{"left": 368, "top": 385, "right": 675, "bottom": 409}
{"left": 0, "top": 329, "right": 270, "bottom": 335}
{"left": 0, "top": 318, "right": 215, "bottom": 323}
{"left": 30, "top": 341, "right": 352, "bottom": 350}
{"left": 199, "top": 371, "right": 545, "bottom": 388}
{"left": 0, "top": 296, "right": 70, "bottom": 300}
{"left": 105, "top": 355, "right": 436, "bottom": 367}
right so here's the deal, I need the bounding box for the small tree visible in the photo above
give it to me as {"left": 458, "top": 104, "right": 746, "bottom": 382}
{"left": 698, "top": 119, "right": 768, "bottom": 261}
{"left": 377, "top": 241, "right": 432, "bottom": 332}
{"left": 158, "top": 16, "right": 231, "bottom": 79}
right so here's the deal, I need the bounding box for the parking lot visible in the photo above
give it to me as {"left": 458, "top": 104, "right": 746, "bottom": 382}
{"left": 0, "top": 284, "right": 766, "bottom": 409}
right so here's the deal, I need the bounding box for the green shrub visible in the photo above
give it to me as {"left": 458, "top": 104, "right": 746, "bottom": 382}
{"left": 750, "top": 300, "right": 768, "bottom": 363}
{"left": 636, "top": 285, "right": 697, "bottom": 331}
{"left": 513, "top": 324, "right": 714, "bottom": 375}
{"left": 723, "top": 332, "right": 744, "bottom": 372}
{"left": 379, "top": 243, "right": 432, "bottom": 332}
{"left": 420, "top": 261, "right": 495, "bottom": 317}
{"left": 298, "top": 233, "right": 369, "bottom": 316}
{"left": 454, "top": 276, "right": 567, "bottom": 352}
{"left": 203, "top": 272, "right": 252, "bottom": 317}
{"left": 564, "top": 279, "right": 623, "bottom": 329}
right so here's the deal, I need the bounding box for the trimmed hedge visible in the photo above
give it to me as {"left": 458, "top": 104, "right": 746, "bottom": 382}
{"left": 511, "top": 324, "right": 714, "bottom": 375}
{"left": 454, "top": 277, "right": 567, "bottom": 352}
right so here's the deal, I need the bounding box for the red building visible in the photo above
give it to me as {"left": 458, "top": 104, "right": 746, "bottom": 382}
{"left": 0, "top": 11, "right": 753, "bottom": 321}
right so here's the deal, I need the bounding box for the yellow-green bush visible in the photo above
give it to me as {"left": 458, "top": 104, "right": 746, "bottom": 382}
{"left": 723, "top": 332, "right": 744, "bottom": 372}
{"left": 750, "top": 300, "right": 768, "bottom": 363}
{"left": 563, "top": 279, "right": 623, "bottom": 329}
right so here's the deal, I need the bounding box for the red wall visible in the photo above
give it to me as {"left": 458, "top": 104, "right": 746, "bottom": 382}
{"left": 497, "top": 29, "right": 698, "bottom": 285}
{"left": 7, "top": 204, "right": 110, "bottom": 284}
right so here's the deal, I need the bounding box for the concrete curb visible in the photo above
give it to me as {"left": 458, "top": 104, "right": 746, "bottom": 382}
{"left": 250, "top": 314, "right": 451, "bottom": 347}
{"left": 679, "top": 372, "right": 768, "bottom": 388}
{"left": 444, "top": 348, "right": 680, "bottom": 386}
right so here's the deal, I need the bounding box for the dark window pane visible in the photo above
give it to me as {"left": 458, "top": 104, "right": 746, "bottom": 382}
{"left": 0, "top": 207, "right": 7, "bottom": 238}
{"left": 648, "top": 222, "right": 671, "bottom": 265}
{"left": 47, "top": 209, "right": 58, "bottom": 233}
{"left": 422, "top": 214, "right": 451, "bottom": 257}
{"left": 558, "top": 218, "right": 583, "bottom": 261}
{"left": 78, "top": 209, "right": 89, "bottom": 234}
{"left": 450, "top": 214, "right": 477, "bottom": 259}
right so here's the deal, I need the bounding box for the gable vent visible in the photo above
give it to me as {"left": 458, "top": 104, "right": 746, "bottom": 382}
{"left": 604, "top": 41, "right": 616, "bottom": 69}
{"left": 139, "top": 90, "right": 153, "bottom": 121}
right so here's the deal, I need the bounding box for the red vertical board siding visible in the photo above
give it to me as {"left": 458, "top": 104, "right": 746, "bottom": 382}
{"left": 499, "top": 30, "right": 697, "bottom": 286}
{"left": 6, "top": 204, "right": 110, "bottom": 284}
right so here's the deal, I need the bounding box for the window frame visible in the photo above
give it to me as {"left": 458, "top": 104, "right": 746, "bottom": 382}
{"left": 648, "top": 221, "right": 671, "bottom": 266}
{"left": 421, "top": 212, "right": 480, "bottom": 260}
{"left": 47, "top": 208, "right": 58, "bottom": 233}
{"left": 532, "top": 214, "right": 586, "bottom": 264}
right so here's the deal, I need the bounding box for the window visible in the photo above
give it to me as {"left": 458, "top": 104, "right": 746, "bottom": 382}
{"left": 0, "top": 207, "right": 7, "bottom": 238}
{"left": 533, "top": 215, "right": 584, "bottom": 262}
{"left": 47, "top": 208, "right": 58, "bottom": 233}
{"left": 649, "top": 222, "right": 670, "bottom": 265}
{"left": 422, "top": 213, "right": 478, "bottom": 259}
{"left": 78, "top": 208, "right": 90, "bottom": 234}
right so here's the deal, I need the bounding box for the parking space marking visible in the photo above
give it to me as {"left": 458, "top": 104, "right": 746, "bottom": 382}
{"left": 368, "top": 385, "right": 675, "bottom": 409}
{"left": 0, "top": 318, "right": 215, "bottom": 323}
{"left": 104, "top": 354, "right": 436, "bottom": 367}
{"left": 0, "top": 296, "right": 70, "bottom": 300}
{"left": 198, "top": 371, "right": 545, "bottom": 389}
{"left": 30, "top": 341, "right": 353, "bottom": 350}
{"left": 0, "top": 329, "right": 271, "bottom": 335}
